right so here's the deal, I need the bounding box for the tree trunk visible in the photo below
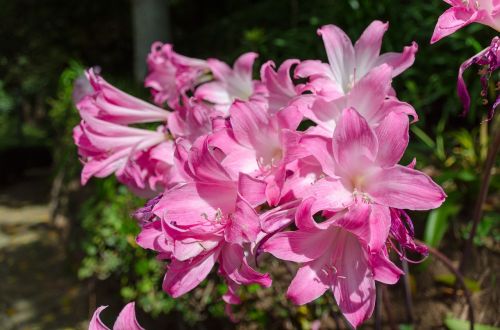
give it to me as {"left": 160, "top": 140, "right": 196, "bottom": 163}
{"left": 131, "top": 0, "right": 170, "bottom": 82}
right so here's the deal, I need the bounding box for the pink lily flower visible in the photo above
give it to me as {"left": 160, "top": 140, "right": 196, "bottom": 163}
{"left": 73, "top": 116, "right": 169, "bottom": 186}
{"left": 81, "top": 69, "right": 170, "bottom": 125}
{"left": 150, "top": 137, "right": 271, "bottom": 298}
{"left": 167, "top": 97, "right": 221, "bottom": 145}
{"left": 209, "top": 100, "right": 303, "bottom": 205}
{"left": 457, "top": 36, "right": 499, "bottom": 118}
{"left": 260, "top": 59, "right": 302, "bottom": 113}
{"left": 89, "top": 302, "right": 144, "bottom": 330}
{"left": 213, "top": 101, "right": 302, "bottom": 176}
{"left": 431, "top": 0, "right": 500, "bottom": 44}
{"left": 134, "top": 195, "right": 176, "bottom": 262}
{"left": 116, "top": 141, "right": 182, "bottom": 197}
{"left": 145, "top": 42, "right": 210, "bottom": 107}
{"left": 301, "top": 108, "right": 445, "bottom": 215}
{"left": 294, "top": 109, "right": 444, "bottom": 254}
{"left": 73, "top": 70, "right": 179, "bottom": 196}
{"left": 262, "top": 198, "right": 403, "bottom": 328}
{"left": 296, "top": 21, "right": 418, "bottom": 99}
{"left": 301, "top": 64, "right": 417, "bottom": 136}
{"left": 195, "top": 52, "right": 267, "bottom": 116}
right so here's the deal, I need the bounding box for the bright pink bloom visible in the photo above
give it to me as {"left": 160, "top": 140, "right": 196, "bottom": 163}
{"left": 301, "top": 108, "right": 445, "bottom": 215}
{"left": 82, "top": 69, "right": 170, "bottom": 125}
{"left": 73, "top": 116, "right": 168, "bottom": 185}
{"left": 213, "top": 101, "right": 302, "bottom": 176}
{"left": 296, "top": 21, "right": 418, "bottom": 99}
{"left": 195, "top": 52, "right": 267, "bottom": 115}
{"left": 73, "top": 70, "right": 176, "bottom": 196}
{"left": 89, "top": 302, "right": 144, "bottom": 330}
{"left": 457, "top": 36, "right": 499, "bottom": 118}
{"left": 431, "top": 0, "right": 500, "bottom": 44}
{"left": 145, "top": 42, "right": 210, "bottom": 107}
{"left": 260, "top": 59, "right": 302, "bottom": 113}
{"left": 168, "top": 98, "right": 220, "bottom": 145}
{"left": 209, "top": 100, "right": 303, "bottom": 205}
{"left": 301, "top": 64, "right": 417, "bottom": 136}
{"left": 150, "top": 137, "right": 271, "bottom": 298}
{"left": 262, "top": 198, "right": 403, "bottom": 328}
{"left": 116, "top": 141, "right": 181, "bottom": 197}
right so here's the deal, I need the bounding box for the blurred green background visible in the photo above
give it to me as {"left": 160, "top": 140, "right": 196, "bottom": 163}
{"left": 0, "top": 0, "right": 498, "bottom": 329}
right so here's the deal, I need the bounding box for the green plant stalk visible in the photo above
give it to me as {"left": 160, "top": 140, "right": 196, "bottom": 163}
{"left": 459, "top": 120, "right": 500, "bottom": 274}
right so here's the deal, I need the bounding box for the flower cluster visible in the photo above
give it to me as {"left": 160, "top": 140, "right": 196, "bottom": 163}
{"left": 76, "top": 21, "right": 446, "bottom": 328}
{"left": 431, "top": 0, "right": 500, "bottom": 119}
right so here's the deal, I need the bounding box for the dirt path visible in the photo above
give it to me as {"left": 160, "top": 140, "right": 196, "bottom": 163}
{"left": 0, "top": 170, "right": 88, "bottom": 330}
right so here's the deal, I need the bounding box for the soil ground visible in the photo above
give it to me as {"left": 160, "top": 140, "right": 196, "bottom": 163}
{"left": 0, "top": 169, "right": 88, "bottom": 330}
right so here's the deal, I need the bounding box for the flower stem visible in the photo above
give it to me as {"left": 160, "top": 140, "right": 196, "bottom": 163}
{"left": 459, "top": 120, "right": 500, "bottom": 274}
{"left": 401, "top": 256, "right": 414, "bottom": 324}
{"left": 417, "top": 240, "right": 475, "bottom": 330}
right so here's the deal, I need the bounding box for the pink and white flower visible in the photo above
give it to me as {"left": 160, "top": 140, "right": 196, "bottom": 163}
{"left": 260, "top": 59, "right": 302, "bottom": 113}
{"left": 148, "top": 137, "right": 271, "bottom": 298}
{"left": 195, "top": 52, "right": 267, "bottom": 115}
{"left": 74, "top": 69, "right": 175, "bottom": 196}
{"left": 145, "top": 42, "right": 210, "bottom": 107}
{"left": 262, "top": 198, "right": 403, "bottom": 327}
{"left": 300, "top": 108, "right": 445, "bottom": 216}
{"left": 301, "top": 64, "right": 417, "bottom": 136}
{"left": 296, "top": 21, "right": 418, "bottom": 99}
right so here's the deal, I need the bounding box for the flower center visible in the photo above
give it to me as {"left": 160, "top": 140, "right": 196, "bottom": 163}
{"left": 200, "top": 208, "right": 230, "bottom": 224}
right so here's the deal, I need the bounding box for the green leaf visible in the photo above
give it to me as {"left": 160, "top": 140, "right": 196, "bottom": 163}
{"left": 399, "top": 325, "right": 414, "bottom": 330}
{"left": 445, "top": 317, "right": 500, "bottom": 330}
{"left": 411, "top": 125, "right": 435, "bottom": 150}
{"left": 434, "top": 274, "right": 481, "bottom": 292}
{"left": 423, "top": 202, "right": 460, "bottom": 248}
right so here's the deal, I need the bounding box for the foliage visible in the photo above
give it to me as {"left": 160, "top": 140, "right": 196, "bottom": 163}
{"left": 445, "top": 317, "right": 500, "bottom": 330}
